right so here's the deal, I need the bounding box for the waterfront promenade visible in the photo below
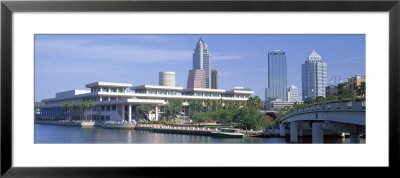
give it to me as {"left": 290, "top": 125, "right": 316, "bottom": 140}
{"left": 34, "top": 119, "right": 264, "bottom": 137}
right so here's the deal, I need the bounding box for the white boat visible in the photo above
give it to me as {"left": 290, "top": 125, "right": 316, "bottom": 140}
{"left": 212, "top": 128, "right": 245, "bottom": 138}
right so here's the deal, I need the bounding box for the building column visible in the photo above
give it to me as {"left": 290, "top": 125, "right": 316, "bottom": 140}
{"left": 290, "top": 122, "right": 298, "bottom": 143}
{"left": 128, "top": 104, "right": 132, "bottom": 122}
{"left": 155, "top": 105, "right": 159, "bottom": 121}
{"left": 279, "top": 123, "right": 286, "bottom": 137}
{"left": 312, "top": 122, "right": 324, "bottom": 144}
{"left": 121, "top": 105, "right": 125, "bottom": 121}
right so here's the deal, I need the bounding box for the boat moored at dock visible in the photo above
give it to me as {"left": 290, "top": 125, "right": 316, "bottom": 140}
{"left": 212, "top": 128, "right": 245, "bottom": 138}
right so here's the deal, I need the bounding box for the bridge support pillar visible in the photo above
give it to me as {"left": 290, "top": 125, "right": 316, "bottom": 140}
{"left": 290, "top": 122, "right": 298, "bottom": 143}
{"left": 350, "top": 134, "right": 360, "bottom": 143}
{"left": 279, "top": 124, "right": 286, "bottom": 137}
{"left": 312, "top": 122, "right": 323, "bottom": 144}
{"left": 298, "top": 128, "right": 303, "bottom": 137}
{"left": 350, "top": 126, "right": 360, "bottom": 143}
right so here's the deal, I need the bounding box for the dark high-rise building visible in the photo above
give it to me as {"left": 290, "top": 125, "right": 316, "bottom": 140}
{"left": 265, "top": 49, "right": 288, "bottom": 103}
{"left": 187, "top": 69, "right": 206, "bottom": 88}
{"left": 211, "top": 69, "right": 218, "bottom": 89}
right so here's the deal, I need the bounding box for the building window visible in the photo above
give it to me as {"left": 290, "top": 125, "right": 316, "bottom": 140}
{"left": 157, "top": 90, "right": 166, "bottom": 95}
{"left": 118, "top": 88, "right": 124, "bottom": 93}
{"left": 147, "top": 90, "right": 156, "bottom": 94}
{"left": 102, "top": 88, "right": 108, "bottom": 92}
{"left": 110, "top": 88, "right": 117, "bottom": 92}
{"left": 167, "top": 91, "right": 177, "bottom": 95}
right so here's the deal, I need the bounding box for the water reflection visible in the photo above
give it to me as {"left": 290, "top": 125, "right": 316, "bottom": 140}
{"left": 34, "top": 124, "right": 365, "bottom": 144}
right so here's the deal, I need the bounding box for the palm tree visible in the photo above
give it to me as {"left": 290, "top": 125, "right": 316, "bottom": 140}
{"left": 77, "top": 101, "right": 95, "bottom": 121}
{"left": 165, "top": 100, "right": 183, "bottom": 121}
{"left": 136, "top": 104, "right": 151, "bottom": 121}
{"left": 217, "top": 98, "right": 223, "bottom": 111}
{"left": 205, "top": 99, "right": 213, "bottom": 112}
{"left": 86, "top": 101, "right": 95, "bottom": 121}
{"left": 77, "top": 102, "right": 86, "bottom": 120}
{"left": 61, "top": 102, "right": 74, "bottom": 120}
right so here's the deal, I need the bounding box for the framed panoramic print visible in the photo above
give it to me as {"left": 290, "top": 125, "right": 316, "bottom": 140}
{"left": 1, "top": 0, "right": 399, "bottom": 177}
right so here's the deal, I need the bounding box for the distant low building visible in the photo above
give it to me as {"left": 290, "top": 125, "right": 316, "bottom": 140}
{"left": 265, "top": 98, "right": 295, "bottom": 111}
{"left": 287, "top": 85, "right": 298, "bottom": 102}
{"left": 347, "top": 74, "right": 366, "bottom": 98}
{"left": 325, "top": 85, "right": 339, "bottom": 97}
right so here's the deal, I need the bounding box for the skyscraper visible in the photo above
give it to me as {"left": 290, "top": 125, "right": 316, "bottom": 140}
{"left": 288, "top": 85, "right": 299, "bottom": 102}
{"left": 193, "top": 38, "right": 211, "bottom": 88}
{"left": 187, "top": 69, "right": 206, "bottom": 88}
{"left": 265, "top": 50, "right": 288, "bottom": 104}
{"left": 211, "top": 69, "right": 218, "bottom": 89}
{"left": 301, "top": 49, "right": 328, "bottom": 101}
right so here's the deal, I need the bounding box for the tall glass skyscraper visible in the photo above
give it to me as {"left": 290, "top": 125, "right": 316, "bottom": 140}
{"left": 301, "top": 49, "right": 328, "bottom": 101}
{"left": 193, "top": 38, "right": 211, "bottom": 88}
{"left": 265, "top": 50, "right": 288, "bottom": 104}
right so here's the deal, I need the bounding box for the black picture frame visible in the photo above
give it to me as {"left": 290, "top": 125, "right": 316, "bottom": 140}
{"left": 1, "top": 0, "right": 399, "bottom": 177}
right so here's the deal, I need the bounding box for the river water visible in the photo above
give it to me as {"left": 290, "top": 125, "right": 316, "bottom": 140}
{"left": 34, "top": 124, "right": 365, "bottom": 144}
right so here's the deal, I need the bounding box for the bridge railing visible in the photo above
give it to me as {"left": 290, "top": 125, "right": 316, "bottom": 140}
{"left": 280, "top": 101, "right": 365, "bottom": 120}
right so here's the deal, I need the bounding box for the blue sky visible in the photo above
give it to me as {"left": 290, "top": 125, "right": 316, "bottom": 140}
{"left": 35, "top": 34, "right": 365, "bottom": 102}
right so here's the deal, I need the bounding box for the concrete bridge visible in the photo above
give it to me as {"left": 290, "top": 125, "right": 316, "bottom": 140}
{"left": 277, "top": 100, "right": 366, "bottom": 143}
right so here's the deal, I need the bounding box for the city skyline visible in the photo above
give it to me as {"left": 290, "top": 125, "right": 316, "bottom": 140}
{"left": 34, "top": 34, "right": 366, "bottom": 102}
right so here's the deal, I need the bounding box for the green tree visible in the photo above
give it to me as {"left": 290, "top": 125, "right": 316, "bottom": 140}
{"left": 165, "top": 100, "right": 183, "bottom": 121}
{"left": 77, "top": 101, "right": 95, "bottom": 121}
{"left": 192, "top": 112, "right": 205, "bottom": 125}
{"left": 337, "top": 82, "right": 349, "bottom": 90}
{"left": 315, "top": 96, "right": 325, "bottom": 103}
{"left": 61, "top": 102, "right": 74, "bottom": 120}
{"left": 325, "top": 95, "right": 339, "bottom": 102}
{"left": 306, "top": 98, "right": 316, "bottom": 104}
{"left": 205, "top": 99, "right": 213, "bottom": 112}
{"left": 338, "top": 88, "right": 355, "bottom": 100}
{"left": 136, "top": 104, "right": 151, "bottom": 120}
{"left": 246, "top": 96, "right": 264, "bottom": 112}
{"left": 189, "top": 100, "right": 203, "bottom": 116}
{"left": 233, "top": 107, "right": 267, "bottom": 130}
{"left": 356, "top": 81, "right": 366, "bottom": 98}
{"left": 34, "top": 105, "right": 40, "bottom": 112}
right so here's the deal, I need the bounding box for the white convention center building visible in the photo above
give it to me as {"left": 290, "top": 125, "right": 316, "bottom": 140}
{"left": 39, "top": 82, "right": 254, "bottom": 122}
